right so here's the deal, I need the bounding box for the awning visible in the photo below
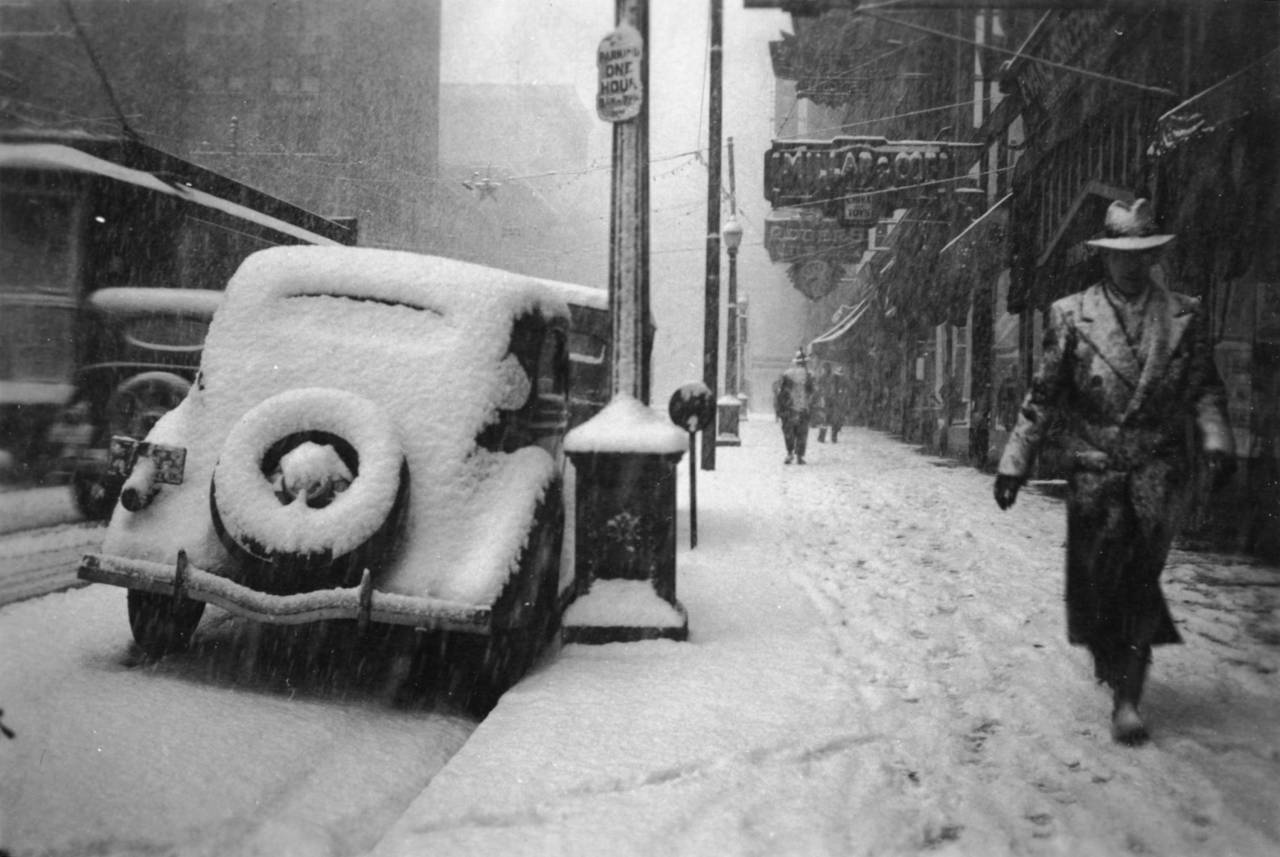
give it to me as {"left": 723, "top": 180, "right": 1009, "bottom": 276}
{"left": 1150, "top": 48, "right": 1279, "bottom": 157}
{"left": 809, "top": 296, "right": 872, "bottom": 353}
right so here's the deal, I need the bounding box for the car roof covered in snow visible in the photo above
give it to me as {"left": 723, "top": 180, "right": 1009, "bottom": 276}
{"left": 225, "top": 246, "right": 600, "bottom": 324}
{"left": 88, "top": 287, "right": 224, "bottom": 319}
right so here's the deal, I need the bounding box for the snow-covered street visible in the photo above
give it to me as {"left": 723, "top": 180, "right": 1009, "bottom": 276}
{"left": 0, "top": 581, "right": 475, "bottom": 856}
{"left": 376, "top": 417, "right": 1280, "bottom": 857}
{"left": 2, "top": 416, "right": 1278, "bottom": 856}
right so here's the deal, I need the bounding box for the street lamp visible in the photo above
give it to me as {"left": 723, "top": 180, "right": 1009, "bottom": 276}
{"left": 722, "top": 217, "right": 744, "bottom": 397}
{"left": 715, "top": 217, "right": 745, "bottom": 448}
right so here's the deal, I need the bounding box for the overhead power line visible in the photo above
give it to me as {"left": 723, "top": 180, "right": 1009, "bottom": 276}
{"left": 776, "top": 97, "right": 979, "bottom": 140}
{"left": 858, "top": 9, "right": 1179, "bottom": 98}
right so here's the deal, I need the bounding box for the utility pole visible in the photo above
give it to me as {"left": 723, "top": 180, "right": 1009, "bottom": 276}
{"left": 701, "top": 0, "right": 723, "bottom": 470}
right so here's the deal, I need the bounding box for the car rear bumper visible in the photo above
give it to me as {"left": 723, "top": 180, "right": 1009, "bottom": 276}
{"left": 79, "top": 551, "right": 493, "bottom": 633}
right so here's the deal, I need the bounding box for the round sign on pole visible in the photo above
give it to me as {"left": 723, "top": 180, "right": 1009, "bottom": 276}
{"left": 668, "top": 382, "right": 715, "bottom": 434}
{"left": 597, "top": 25, "right": 644, "bottom": 123}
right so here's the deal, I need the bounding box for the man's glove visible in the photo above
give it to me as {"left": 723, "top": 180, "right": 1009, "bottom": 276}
{"left": 994, "top": 474, "right": 1022, "bottom": 510}
{"left": 1205, "top": 451, "right": 1236, "bottom": 493}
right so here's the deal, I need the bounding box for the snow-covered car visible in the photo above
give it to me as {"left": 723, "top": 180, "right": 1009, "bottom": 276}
{"left": 79, "top": 246, "right": 608, "bottom": 701}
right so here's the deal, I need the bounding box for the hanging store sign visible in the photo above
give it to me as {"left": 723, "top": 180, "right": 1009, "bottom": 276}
{"left": 841, "top": 195, "right": 877, "bottom": 226}
{"left": 788, "top": 259, "right": 842, "bottom": 301}
{"left": 764, "top": 212, "right": 866, "bottom": 264}
{"left": 596, "top": 26, "right": 644, "bottom": 123}
{"left": 763, "top": 136, "right": 981, "bottom": 209}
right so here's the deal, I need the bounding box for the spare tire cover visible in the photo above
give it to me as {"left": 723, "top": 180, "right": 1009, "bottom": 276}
{"left": 212, "top": 388, "right": 404, "bottom": 568}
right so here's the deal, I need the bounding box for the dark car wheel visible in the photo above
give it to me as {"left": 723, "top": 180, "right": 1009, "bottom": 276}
{"left": 210, "top": 388, "right": 408, "bottom": 595}
{"left": 107, "top": 371, "right": 192, "bottom": 438}
{"left": 447, "top": 481, "right": 565, "bottom": 714}
{"left": 128, "top": 589, "right": 206, "bottom": 657}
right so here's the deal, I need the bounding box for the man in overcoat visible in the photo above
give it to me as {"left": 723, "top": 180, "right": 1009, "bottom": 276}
{"left": 815, "top": 363, "right": 833, "bottom": 443}
{"left": 993, "top": 198, "right": 1235, "bottom": 745}
{"left": 775, "top": 350, "right": 815, "bottom": 464}
{"left": 826, "top": 364, "right": 851, "bottom": 443}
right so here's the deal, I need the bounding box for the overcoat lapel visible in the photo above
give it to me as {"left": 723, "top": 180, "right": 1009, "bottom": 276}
{"left": 1122, "top": 284, "right": 1193, "bottom": 422}
{"left": 1075, "top": 285, "right": 1141, "bottom": 392}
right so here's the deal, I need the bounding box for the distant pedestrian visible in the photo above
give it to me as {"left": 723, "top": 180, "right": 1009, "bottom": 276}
{"left": 993, "top": 198, "right": 1235, "bottom": 745}
{"left": 827, "top": 364, "right": 851, "bottom": 443}
{"left": 815, "top": 363, "right": 834, "bottom": 443}
{"left": 775, "top": 350, "right": 815, "bottom": 465}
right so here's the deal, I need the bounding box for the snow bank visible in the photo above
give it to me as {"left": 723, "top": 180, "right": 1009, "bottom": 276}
{"left": 562, "top": 578, "right": 686, "bottom": 628}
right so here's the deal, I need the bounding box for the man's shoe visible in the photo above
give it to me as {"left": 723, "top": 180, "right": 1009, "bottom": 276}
{"left": 1112, "top": 703, "right": 1149, "bottom": 746}
{"left": 797, "top": 457, "right": 806, "bottom": 465}
{"left": 784, "top": 455, "right": 794, "bottom": 464}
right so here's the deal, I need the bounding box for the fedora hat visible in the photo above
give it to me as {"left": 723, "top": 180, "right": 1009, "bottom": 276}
{"left": 1085, "top": 198, "right": 1174, "bottom": 251}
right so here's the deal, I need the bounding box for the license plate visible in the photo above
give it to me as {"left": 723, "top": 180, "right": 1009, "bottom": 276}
{"left": 108, "top": 436, "right": 187, "bottom": 485}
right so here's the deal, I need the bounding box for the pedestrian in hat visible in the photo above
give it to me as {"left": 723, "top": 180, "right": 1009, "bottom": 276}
{"left": 826, "top": 364, "right": 851, "bottom": 443}
{"left": 993, "top": 198, "right": 1235, "bottom": 746}
{"left": 815, "top": 362, "right": 834, "bottom": 443}
{"left": 775, "top": 349, "right": 815, "bottom": 464}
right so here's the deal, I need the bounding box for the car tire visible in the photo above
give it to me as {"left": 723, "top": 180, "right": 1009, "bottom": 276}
{"left": 128, "top": 589, "right": 206, "bottom": 657}
{"left": 210, "top": 388, "right": 408, "bottom": 595}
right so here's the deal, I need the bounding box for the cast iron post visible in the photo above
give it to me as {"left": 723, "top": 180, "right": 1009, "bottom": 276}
{"left": 563, "top": 0, "right": 687, "bottom": 645}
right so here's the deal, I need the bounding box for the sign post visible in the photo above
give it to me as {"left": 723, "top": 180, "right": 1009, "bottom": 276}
{"left": 563, "top": 0, "right": 689, "bottom": 646}
{"left": 597, "top": 3, "right": 649, "bottom": 402}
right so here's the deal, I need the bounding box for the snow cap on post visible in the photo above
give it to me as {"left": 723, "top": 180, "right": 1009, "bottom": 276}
{"left": 565, "top": 393, "right": 687, "bottom": 455}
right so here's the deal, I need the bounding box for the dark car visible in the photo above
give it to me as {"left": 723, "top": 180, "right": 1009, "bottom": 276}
{"left": 1, "top": 135, "right": 354, "bottom": 496}
{"left": 45, "top": 287, "right": 221, "bottom": 518}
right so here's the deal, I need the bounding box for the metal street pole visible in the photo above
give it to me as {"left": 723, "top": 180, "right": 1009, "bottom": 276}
{"left": 608, "top": 0, "right": 650, "bottom": 403}
{"left": 726, "top": 242, "right": 739, "bottom": 397}
{"left": 701, "top": 0, "right": 723, "bottom": 470}
{"left": 725, "top": 136, "right": 739, "bottom": 398}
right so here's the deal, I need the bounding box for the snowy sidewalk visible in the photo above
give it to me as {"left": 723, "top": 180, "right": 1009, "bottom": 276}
{"left": 371, "top": 417, "right": 1280, "bottom": 857}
